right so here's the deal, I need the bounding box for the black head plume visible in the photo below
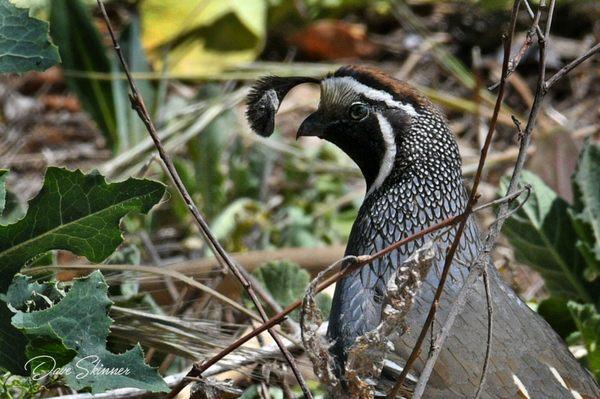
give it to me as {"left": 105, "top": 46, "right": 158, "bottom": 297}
{"left": 246, "top": 75, "right": 320, "bottom": 137}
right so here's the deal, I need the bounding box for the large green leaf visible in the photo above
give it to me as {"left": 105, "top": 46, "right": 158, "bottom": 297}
{"left": 500, "top": 171, "right": 600, "bottom": 303}
{"left": 0, "top": 167, "right": 165, "bottom": 292}
{"left": 12, "top": 271, "right": 168, "bottom": 393}
{"left": 0, "top": 167, "right": 165, "bottom": 374}
{"left": 49, "top": 0, "right": 119, "bottom": 151}
{"left": 0, "top": 0, "right": 60, "bottom": 72}
{"left": 570, "top": 141, "right": 600, "bottom": 281}
{"left": 568, "top": 302, "right": 600, "bottom": 380}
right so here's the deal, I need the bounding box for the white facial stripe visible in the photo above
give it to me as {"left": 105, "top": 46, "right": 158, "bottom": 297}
{"left": 368, "top": 113, "right": 397, "bottom": 196}
{"left": 322, "top": 76, "right": 418, "bottom": 117}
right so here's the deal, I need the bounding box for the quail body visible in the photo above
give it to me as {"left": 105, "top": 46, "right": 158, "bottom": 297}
{"left": 246, "top": 66, "right": 600, "bottom": 398}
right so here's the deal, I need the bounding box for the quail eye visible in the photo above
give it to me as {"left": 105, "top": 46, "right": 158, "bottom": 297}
{"left": 349, "top": 103, "right": 369, "bottom": 121}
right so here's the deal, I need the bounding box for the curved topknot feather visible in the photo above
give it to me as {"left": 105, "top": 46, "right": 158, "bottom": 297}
{"left": 245, "top": 75, "right": 320, "bottom": 137}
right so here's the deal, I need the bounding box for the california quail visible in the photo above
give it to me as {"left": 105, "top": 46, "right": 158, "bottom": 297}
{"left": 246, "top": 65, "right": 600, "bottom": 398}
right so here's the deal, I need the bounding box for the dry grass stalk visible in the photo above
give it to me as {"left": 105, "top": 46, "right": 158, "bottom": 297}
{"left": 301, "top": 245, "right": 435, "bottom": 399}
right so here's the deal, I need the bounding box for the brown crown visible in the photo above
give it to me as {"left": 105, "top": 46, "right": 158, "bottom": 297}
{"left": 333, "top": 65, "right": 432, "bottom": 110}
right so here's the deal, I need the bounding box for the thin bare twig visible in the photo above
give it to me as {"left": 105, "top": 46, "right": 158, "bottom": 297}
{"left": 474, "top": 264, "right": 494, "bottom": 399}
{"left": 523, "top": 0, "right": 535, "bottom": 19}
{"left": 489, "top": 26, "right": 537, "bottom": 91}
{"left": 409, "top": 256, "right": 482, "bottom": 399}
{"left": 94, "top": 2, "right": 313, "bottom": 398}
{"left": 472, "top": 185, "right": 530, "bottom": 213}
{"left": 247, "top": 271, "right": 301, "bottom": 336}
{"left": 489, "top": 2, "right": 545, "bottom": 90}
{"left": 544, "top": 42, "right": 600, "bottom": 92}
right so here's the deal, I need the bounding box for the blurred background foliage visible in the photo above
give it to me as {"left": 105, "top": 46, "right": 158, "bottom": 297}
{"left": 1, "top": 0, "right": 599, "bottom": 396}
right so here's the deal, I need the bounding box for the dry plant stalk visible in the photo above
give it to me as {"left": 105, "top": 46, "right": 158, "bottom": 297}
{"left": 300, "top": 261, "right": 346, "bottom": 395}
{"left": 188, "top": 378, "right": 240, "bottom": 399}
{"left": 346, "top": 243, "right": 435, "bottom": 399}
{"left": 301, "top": 244, "right": 435, "bottom": 399}
{"left": 179, "top": 192, "right": 519, "bottom": 388}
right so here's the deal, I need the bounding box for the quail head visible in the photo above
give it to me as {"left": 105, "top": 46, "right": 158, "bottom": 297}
{"left": 246, "top": 65, "right": 600, "bottom": 398}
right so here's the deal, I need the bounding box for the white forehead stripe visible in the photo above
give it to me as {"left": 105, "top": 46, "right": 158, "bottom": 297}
{"left": 322, "top": 76, "right": 418, "bottom": 117}
{"left": 368, "top": 113, "right": 397, "bottom": 196}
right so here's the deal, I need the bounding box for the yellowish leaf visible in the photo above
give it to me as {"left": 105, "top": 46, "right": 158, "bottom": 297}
{"left": 140, "top": 0, "right": 266, "bottom": 75}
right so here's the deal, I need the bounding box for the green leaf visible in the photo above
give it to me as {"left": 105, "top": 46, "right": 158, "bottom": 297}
{"left": 114, "top": 12, "right": 157, "bottom": 150}
{"left": 24, "top": 330, "right": 77, "bottom": 375}
{"left": 537, "top": 297, "right": 577, "bottom": 339}
{"left": 500, "top": 171, "right": 600, "bottom": 303}
{"left": 7, "top": 283, "right": 76, "bottom": 375}
{"left": 570, "top": 141, "right": 600, "bottom": 281}
{"left": 6, "top": 275, "right": 64, "bottom": 312}
{"left": 187, "top": 87, "right": 235, "bottom": 219}
{"left": 0, "top": 305, "right": 28, "bottom": 375}
{"left": 252, "top": 260, "right": 330, "bottom": 321}
{"left": 0, "top": 167, "right": 165, "bottom": 292}
{"left": 567, "top": 302, "right": 600, "bottom": 380}
{"left": 49, "top": 0, "right": 119, "bottom": 151}
{"left": 0, "top": 187, "right": 26, "bottom": 225}
{"left": 12, "top": 271, "right": 169, "bottom": 393}
{"left": 0, "top": 0, "right": 60, "bottom": 72}
{"left": 0, "top": 167, "right": 165, "bottom": 374}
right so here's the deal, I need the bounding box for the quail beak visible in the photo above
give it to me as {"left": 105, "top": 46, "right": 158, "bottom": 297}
{"left": 297, "top": 112, "right": 325, "bottom": 139}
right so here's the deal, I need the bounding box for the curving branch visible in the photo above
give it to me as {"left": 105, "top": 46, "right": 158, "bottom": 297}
{"left": 544, "top": 42, "right": 600, "bottom": 92}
